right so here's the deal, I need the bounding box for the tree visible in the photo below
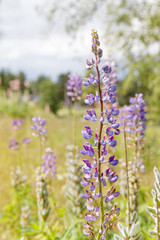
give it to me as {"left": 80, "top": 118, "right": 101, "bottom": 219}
{"left": 38, "top": 0, "right": 160, "bottom": 113}
{"left": 38, "top": 79, "right": 60, "bottom": 114}
{"left": 57, "top": 72, "right": 70, "bottom": 101}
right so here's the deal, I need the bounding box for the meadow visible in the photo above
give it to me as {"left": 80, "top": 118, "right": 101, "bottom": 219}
{"left": 0, "top": 29, "right": 160, "bottom": 240}
{"left": 0, "top": 106, "right": 160, "bottom": 239}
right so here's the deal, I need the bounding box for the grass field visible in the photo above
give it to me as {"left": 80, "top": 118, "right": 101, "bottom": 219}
{"left": 0, "top": 109, "right": 160, "bottom": 239}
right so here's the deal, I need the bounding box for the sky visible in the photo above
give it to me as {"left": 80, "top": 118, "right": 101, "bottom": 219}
{"left": 0, "top": 0, "right": 106, "bottom": 81}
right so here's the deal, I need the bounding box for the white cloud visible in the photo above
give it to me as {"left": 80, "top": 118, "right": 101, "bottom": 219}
{"left": 0, "top": 0, "right": 106, "bottom": 80}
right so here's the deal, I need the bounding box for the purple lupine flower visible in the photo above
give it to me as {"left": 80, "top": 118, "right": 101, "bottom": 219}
{"left": 120, "top": 93, "right": 147, "bottom": 173}
{"left": 83, "top": 109, "right": 97, "bottom": 122}
{"left": 12, "top": 119, "right": 22, "bottom": 130}
{"left": 22, "top": 137, "right": 31, "bottom": 145}
{"left": 8, "top": 138, "right": 19, "bottom": 151}
{"left": 84, "top": 94, "right": 95, "bottom": 105}
{"left": 81, "top": 30, "right": 120, "bottom": 238}
{"left": 41, "top": 147, "right": 57, "bottom": 177}
{"left": 66, "top": 73, "right": 82, "bottom": 101}
{"left": 31, "top": 116, "right": 47, "bottom": 141}
{"left": 82, "top": 126, "right": 92, "bottom": 140}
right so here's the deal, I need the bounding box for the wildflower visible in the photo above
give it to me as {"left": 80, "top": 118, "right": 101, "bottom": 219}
{"left": 10, "top": 166, "right": 27, "bottom": 188}
{"left": 8, "top": 138, "right": 19, "bottom": 151}
{"left": 36, "top": 167, "right": 50, "bottom": 225}
{"left": 81, "top": 30, "right": 120, "bottom": 238}
{"left": 12, "top": 118, "right": 22, "bottom": 130}
{"left": 31, "top": 116, "right": 47, "bottom": 141}
{"left": 22, "top": 137, "right": 31, "bottom": 145}
{"left": 66, "top": 73, "right": 82, "bottom": 101}
{"left": 41, "top": 147, "right": 57, "bottom": 177}
{"left": 65, "top": 145, "right": 85, "bottom": 216}
{"left": 20, "top": 205, "right": 30, "bottom": 228}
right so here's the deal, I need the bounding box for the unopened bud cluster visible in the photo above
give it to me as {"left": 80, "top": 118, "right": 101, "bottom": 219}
{"left": 20, "top": 205, "right": 30, "bottom": 228}
{"left": 36, "top": 167, "right": 50, "bottom": 224}
{"left": 10, "top": 166, "right": 27, "bottom": 188}
{"left": 65, "top": 145, "right": 85, "bottom": 216}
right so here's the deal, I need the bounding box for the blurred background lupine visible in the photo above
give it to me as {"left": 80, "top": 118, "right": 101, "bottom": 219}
{"left": 65, "top": 145, "right": 85, "bottom": 217}
{"left": 81, "top": 30, "right": 120, "bottom": 239}
{"left": 0, "top": 1, "right": 160, "bottom": 238}
{"left": 65, "top": 72, "right": 86, "bottom": 239}
{"left": 35, "top": 167, "right": 50, "bottom": 229}
{"left": 119, "top": 94, "right": 147, "bottom": 219}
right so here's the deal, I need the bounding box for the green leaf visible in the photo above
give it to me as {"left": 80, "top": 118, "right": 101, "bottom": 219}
{"left": 146, "top": 206, "right": 157, "bottom": 215}
{"left": 131, "top": 211, "right": 138, "bottom": 223}
{"left": 114, "top": 235, "right": 123, "bottom": 240}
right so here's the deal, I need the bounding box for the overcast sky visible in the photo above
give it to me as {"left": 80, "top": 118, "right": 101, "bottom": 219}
{"left": 0, "top": 0, "right": 107, "bottom": 81}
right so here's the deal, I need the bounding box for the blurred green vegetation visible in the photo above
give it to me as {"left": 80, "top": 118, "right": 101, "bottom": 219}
{"left": 38, "top": 0, "right": 160, "bottom": 119}
{"left": 0, "top": 110, "right": 159, "bottom": 239}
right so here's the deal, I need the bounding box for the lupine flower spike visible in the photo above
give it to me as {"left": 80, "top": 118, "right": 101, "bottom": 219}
{"left": 114, "top": 118, "right": 142, "bottom": 240}
{"left": 81, "top": 29, "right": 120, "bottom": 239}
{"left": 41, "top": 147, "right": 57, "bottom": 177}
{"left": 146, "top": 167, "right": 160, "bottom": 239}
{"left": 65, "top": 145, "right": 85, "bottom": 216}
{"left": 20, "top": 205, "right": 30, "bottom": 228}
{"left": 119, "top": 94, "right": 146, "bottom": 217}
{"left": 66, "top": 73, "right": 82, "bottom": 145}
{"left": 31, "top": 116, "right": 47, "bottom": 143}
{"left": 66, "top": 73, "right": 82, "bottom": 102}
{"left": 36, "top": 167, "right": 50, "bottom": 229}
{"left": 66, "top": 75, "right": 84, "bottom": 217}
{"left": 10, "top": 166, "right": 27, "bottom": 188}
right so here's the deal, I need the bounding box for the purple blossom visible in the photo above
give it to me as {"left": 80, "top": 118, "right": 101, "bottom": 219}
{"left": 84, "top": 94, "right": 95, "bottom": 105}
{"left": 81, "top": 126, "right": 92, "bottom": 139}
{"left": 22, "top": 137, "right": 31, "bottom": 144}
{"left": 12, "top": 119, "right": 22, "bottom": 130}
{"left": 41, "top": 147, "right": 57, "bottom": 176}
{"left": 81, "top": 30, "right": 120, "bottom": 238}
{"left": 120, "top": 93, "right": 147, "bottom": 172}
{"left": 8, "top": 138, "right": 19, "bottom": 151}
{"left": 31, "top": 116, "right": 47, "bottom": 141}
{"left": 66, "top": 73, "right": 82, "bottom": 101}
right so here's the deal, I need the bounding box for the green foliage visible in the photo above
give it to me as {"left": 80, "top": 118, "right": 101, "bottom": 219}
{"left": 38, "top": 0, "right": 160, "bottom": 115}
{"left": 38, "top": 79, "right": 60, "bottom": 113}
{"left": 0, "top": 70, "right": 26, "bottom": 93}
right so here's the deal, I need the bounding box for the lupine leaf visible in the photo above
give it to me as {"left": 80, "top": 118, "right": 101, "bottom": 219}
{"left": 130, "top": 232, "right": 142, "bottom": 240}
{"left": 155, "top": 182, "right": 160, "bottom": 195}
{"left": 131, "top": 211, "right": 137, "bottom": 223}
{"left": 146, "top": 206, "right": 157, "bottom": 215}
{"left": 154, "top": 167, "right": 160, "bottom": 183}
{"left": 117, "top": 222, "right": 128, "bottom": 237}
{"left": 114, "top": 234, "right": 123, "bottom": 240}
{"left": 129, "top": 222, "right": 140, "bottom": 237}
{"left": 149, "top": 230, "right": 157, "bottom": 236}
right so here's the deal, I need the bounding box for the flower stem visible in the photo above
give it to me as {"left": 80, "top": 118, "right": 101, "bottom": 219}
{"left": 156, "top": 191, "right": 160, "bottom": 240}
{"left": 95, "top": 57, "right": 104, "bottom": 238}
{"left": 123, "top": 121, "right": 131, "bottom": 231}
{"left": 73, "top": 101, "right": 77, "bottom": 147}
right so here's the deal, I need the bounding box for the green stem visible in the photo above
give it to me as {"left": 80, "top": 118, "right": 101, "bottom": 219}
{"left": 39, "top": 136, "right": 42, "bottom": 163}
{"left": 73, "top": 101, "right": 77, "bottom": 147}
{"left": 123, "top": 121, "right": 131, "bottom": 231}
{"left": 156, "top": 191, "right": 160, "bottom": 240}
{"left": 95, "top": 57, "right": 104, "bottom": 240}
